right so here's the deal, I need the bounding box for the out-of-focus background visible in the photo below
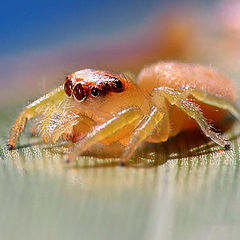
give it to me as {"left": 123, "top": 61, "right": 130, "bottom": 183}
{"left": 1, "top": 0, "right": 240, "bottom": 239}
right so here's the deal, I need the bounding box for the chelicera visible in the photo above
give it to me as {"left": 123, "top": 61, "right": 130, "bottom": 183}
{"left": 8, "top": 62, "right": 240, "bottom": 165}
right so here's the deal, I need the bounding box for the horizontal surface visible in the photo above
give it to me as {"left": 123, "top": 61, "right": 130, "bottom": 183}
{"left": 0, "top": 103, "right": 240, "bottom": 240}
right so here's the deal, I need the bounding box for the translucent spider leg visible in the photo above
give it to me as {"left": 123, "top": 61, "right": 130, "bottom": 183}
{"left": 120, "top": 106, "right": 165, "bottom": 165}
{"left": 8, "top": 86, "right": 66, "bottom": 149}
{"left": 186, "top": 88, "right": 240, "bottom": 119}
{"left": 152, "top": 87, "right": 229, "bottom": 149}
{"left": 66, "top": 107, "right": 142, "bottom": 164}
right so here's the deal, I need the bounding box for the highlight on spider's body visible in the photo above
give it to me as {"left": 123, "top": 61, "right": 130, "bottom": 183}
{"left": 8, "top": 62, "right": 240, "bottom": 166}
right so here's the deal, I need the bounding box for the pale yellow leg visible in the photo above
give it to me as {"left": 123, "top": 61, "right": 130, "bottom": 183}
{"left": 120, "top": 106, "right": 164, "bottom": 165}
{"left": 186, "top": 88, "right": 240, "bottom": 119}
{"left": 66, "top": 107, "right": 142, "bottom": 164}
{"left": 8, "top": 86, "right": 66, "bottom": 149}
{"left": 152, "top": 87, "right": 229, "bottom": 149}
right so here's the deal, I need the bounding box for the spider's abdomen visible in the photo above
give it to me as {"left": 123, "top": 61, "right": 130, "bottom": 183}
{"left": 138, "top": 62, "right": 238, "bottom": 142}
{"left": 137, "top": 62, "right": 237, "bottom": 101}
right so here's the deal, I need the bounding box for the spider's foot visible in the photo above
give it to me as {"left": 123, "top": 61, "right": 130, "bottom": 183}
{"left": 119, "top": 160, "right": 126, "bottom": 167}
{"left": 7, "top": 143, "right": 14, "bottom": 150}
{"left": 65, "top": 158, "right": 70, "bottom": 164}
{"left": 224, "top": 143, "right": 231, "bottom": 150}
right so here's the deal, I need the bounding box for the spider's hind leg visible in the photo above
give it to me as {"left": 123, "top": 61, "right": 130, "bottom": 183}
{"left": 186, "top": 88, "right": 240, "bottom": 119}
{"left": 152, "top": 87, "right": 230, "bottom": 150}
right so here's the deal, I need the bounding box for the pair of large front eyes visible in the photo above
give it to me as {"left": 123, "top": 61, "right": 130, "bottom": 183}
{"left": 64, "top": 79, "right": 124, "bottom": 101}
{"left": 64, "top": 80, "right": 86, "bottom": 101}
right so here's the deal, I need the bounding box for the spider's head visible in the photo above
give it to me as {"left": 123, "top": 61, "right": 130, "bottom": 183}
{"left": 64, "top": 69, "right": 148, "bottom": 122}
{"left": 64, "top": 69, "right": 126, "bottom": 102}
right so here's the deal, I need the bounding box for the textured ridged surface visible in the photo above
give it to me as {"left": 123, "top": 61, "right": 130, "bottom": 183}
{"left": 1, "top": 102, "right": 240, "bottom": 240}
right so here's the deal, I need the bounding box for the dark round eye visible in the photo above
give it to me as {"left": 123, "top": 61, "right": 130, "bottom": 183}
{"left": 73, "top": 83, "right": 85, "bottom": 101}
{"left": 91, "top": 87, "right": 99, "bottom": 96}
{"left": 64, "top": 79, "right": 73, "bottom": 97}
{"left": 114, "top": 80, "right": 123, "bottom": 89}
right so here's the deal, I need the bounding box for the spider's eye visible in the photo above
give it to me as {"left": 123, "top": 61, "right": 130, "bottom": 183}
{"left": 111, "top": 79, "right": 124, "bottom": 92}
{"left": 73, "top": 83, "right": 85, "bottom": 101}
{"left": 114, "top": 80, "right": 123, "bottom": 89}
{"left": 64, "top": 79, "right": 73, "bottom": 97}
{"left": 91, "top": 87, "right": 99, "bottom": 96}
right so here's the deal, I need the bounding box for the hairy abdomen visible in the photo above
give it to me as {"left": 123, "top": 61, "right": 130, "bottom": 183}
{"left": 138, "top": 62, "right": 237, "bottom": 142}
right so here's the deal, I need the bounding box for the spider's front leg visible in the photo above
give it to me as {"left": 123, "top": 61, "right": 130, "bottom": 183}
{"left": 8, "top": 86, "right": 66, "bottom": 149}
{"left": 66, "top": 107, "right": 142, "bottom": 164}
{"left": 119, "top": 106, "right": 166, "bottom": 165}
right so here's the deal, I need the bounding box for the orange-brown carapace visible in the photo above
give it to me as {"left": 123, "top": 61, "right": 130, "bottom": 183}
{"left": 8, "top": 62, "right": 240, "bottom": 165}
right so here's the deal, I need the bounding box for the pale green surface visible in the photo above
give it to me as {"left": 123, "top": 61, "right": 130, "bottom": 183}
{"left": 0, "top": 101, "right": 240, "bottom": 240}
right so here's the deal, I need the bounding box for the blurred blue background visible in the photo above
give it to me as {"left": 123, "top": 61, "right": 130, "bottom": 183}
{"left": 1, "top": 0, "right": 164, "bottom": 56}
{"left": 1, "top": 0, "right": 175, "bottom": 103}
{"left": 0, "top": 0, "right": 232, "bottom": 104}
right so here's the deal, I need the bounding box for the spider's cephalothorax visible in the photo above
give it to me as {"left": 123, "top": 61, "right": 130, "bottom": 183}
{"left": 64, "top": 69, "right": 126, "bottom": 101}
{"left": 8, "top": 62, "right": 240, "bottom": 166}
